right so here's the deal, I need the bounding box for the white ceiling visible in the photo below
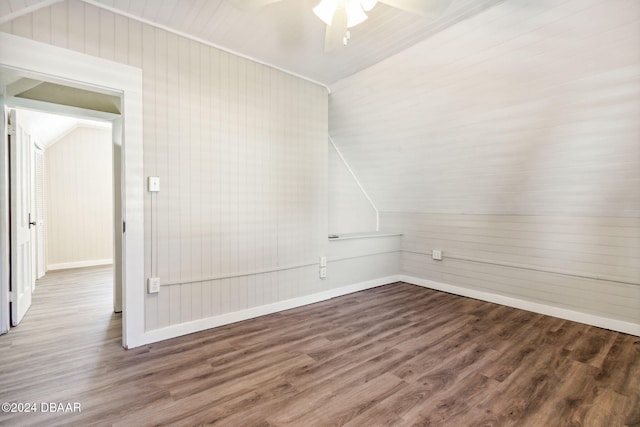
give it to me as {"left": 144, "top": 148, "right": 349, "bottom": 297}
{"left": 17, "top": 109, "right": 110, "bottom": 148}
{"left": 75, "top": 0, "right": 507, "bottom": 86}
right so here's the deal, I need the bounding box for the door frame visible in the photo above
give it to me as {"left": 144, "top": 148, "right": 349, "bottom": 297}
{"left": 0, "top": 97, "right": 8, "bottom": 335}
{"left": 0, "top": 33, "right": 144, "bottom": 348}
{"left": 32, "top": 143, "right": 45, "bottom": 281}
{"left": 8, "top": 103, "right": 119, "bottom": 300}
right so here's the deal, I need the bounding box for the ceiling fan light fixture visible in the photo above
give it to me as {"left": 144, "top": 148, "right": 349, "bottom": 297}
{"left": 345, "top": 0, "right": 368, "bottom": 27}
{"left": 313, "top": 0, "right": 339, "bottom": 26}
{"left": 360, "top": 0, "right": 377, "bottom": 12}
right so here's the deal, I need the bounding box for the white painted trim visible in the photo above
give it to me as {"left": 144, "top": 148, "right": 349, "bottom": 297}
{"left": 401, "top": 275, "right": 640, "bottom": 337}
{"left": 5, "top": 97, "right": 120, "bottom": 122}
{"left": 78, "top": 0, "right": 330, "bottom": 92}
{"left": 0, "top": 0, "right": 65, "bottom": 25}
{"left": 0, "top": 32, "right": 144, "bottom": 349}
{"left": 328, "top": 137, "right": 379, "bottom": 231}
{"left": 0, "top": 98, "right": 8, "bottom": 335}
{"left": 47, "top": 259, "right": 113, "bottom": 271}
{"left": 140, "top": 275, "right": 401, "bottom": 346}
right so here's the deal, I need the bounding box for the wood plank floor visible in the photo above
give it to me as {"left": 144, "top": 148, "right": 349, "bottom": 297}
{"left": 1, "top": 266, "right": 638, "bottom": 426}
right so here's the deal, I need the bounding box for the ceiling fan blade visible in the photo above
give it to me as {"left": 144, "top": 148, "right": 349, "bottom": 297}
{"left": 230, "top": 0, "right": 283, "bottom": 10}
{"left": 324, "top": 8, "right": 348, "bottom": 52}
{"left": 377, "top": 0, "right": 452, "bottom": 18}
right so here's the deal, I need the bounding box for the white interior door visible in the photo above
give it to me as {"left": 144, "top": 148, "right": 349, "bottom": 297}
{"left": 9, "top": 109, "right": 34, "bottom": 326}
{"left": 34, "top": 147, "right": 45, "bottom": 279}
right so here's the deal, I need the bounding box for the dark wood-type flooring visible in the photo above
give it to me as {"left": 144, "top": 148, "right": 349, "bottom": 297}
{"left": 1, "top": 266, "right": 639, "bottom": 426}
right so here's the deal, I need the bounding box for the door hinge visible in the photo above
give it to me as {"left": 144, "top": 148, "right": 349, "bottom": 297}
{"left": 123, "top": 221, "right": 126, "bottom": 233}
{"left": 7, "top": 110, "right": 15, "bottom": 132}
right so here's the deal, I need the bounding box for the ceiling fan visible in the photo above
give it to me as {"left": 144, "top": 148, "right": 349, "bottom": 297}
{"left": 235, "top": 0, "right": 453, "bottom": 51}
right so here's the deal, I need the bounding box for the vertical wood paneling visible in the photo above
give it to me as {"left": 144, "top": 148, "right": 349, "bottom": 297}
{"left": 199, "top": 42, "right": 211, "bottom": 319}
{"left": 141, "top": 24, "right": 155, "bottom": 330}
{"left": 112, "top": 13, "right": 128, "bottom": 65}
{"left": 165, "top": 31, "right": 179, "bottom": 291}
{"left": 44, "top": 126, "right": 113, "bottom": 268}
{"left": 51, "top": 0, "right": 66, "bottom": 47}
{"left": 31, "top": 5, "right": 49, "bottom": 43}
{"left": 154, "top": 27, "right": 170, "bottom": 328}
{"left": 9, "top": 11, "right": 31, "bottom": 39}
{"left": 66, "top": 1, "right": 83, "bottom": 53}
{"left": 189, "top": 39, "right": 202, "bottom": 321}
{"left": 99, "top": 6, "right": 114, "bottom": 60}
{"left": 1, "top": 1, "right": 328, "bottom": 331}
{"left": 83, "top": 1, "right": 99, "bottom": 57}
{"left": 127, "top": 17, "right": 142, "bottom": 68}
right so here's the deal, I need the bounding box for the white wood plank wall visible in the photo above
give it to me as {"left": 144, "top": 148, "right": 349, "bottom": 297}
{"left": 0, "top": 0, "right": 49, "bottom": 22}
{"left": 328, "top": 141, "right": 377, "bottom": 234}
{"left": 45, "top": 126, "right": 113, "bottom": 269}
{"left": 327, "top": 234, "right": 401, "bottom": 288}
{"left": 381, "top": 213, "right": 640, "bottom": 325}
{"left": 330, "top": 0, "right": 640, "bottom": 329}
{"left": 330, "top": 0, "right": 640, "bottom": 216}
{"left": 1, "top": 0, "right": 330, "bottom": 332}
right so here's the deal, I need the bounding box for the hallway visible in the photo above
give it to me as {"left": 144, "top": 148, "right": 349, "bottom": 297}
{"left": 5, "top": 265, "right": 119, "bottom": 346}
{"left": 0, "top": 265, "right": 121, "bottom": 425}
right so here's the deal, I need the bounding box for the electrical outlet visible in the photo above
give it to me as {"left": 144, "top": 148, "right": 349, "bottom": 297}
{"left": 147, "top": 277, "right": 160, "bottom": 293}
{"left": 319, "top": 267, "right": 327, "bottom": 279}
{"left": 432, "top": 249, "right": 443, "bottom": 261}
{"left": 319, "top": 256, "right": 327, "bottom": 267}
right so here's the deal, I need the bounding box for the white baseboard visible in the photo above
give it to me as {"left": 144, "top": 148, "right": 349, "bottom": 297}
{"left": 131, "top": 272, "right": 639, "bottom": 348}
{"left": 135, "top": 275, "right": 401, "bottom": 347}
{"left": 401, "top": 275, "right": 640, "bottom": 337}
{"left": 47, "top": 259, "right": 113, "bottom": 271}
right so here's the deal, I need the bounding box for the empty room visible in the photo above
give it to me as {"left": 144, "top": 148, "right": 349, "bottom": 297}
{"left": 0, "top": 0, "right": 638, "bottom": 425}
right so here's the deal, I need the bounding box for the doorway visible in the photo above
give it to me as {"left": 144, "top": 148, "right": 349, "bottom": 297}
{"left": 9, "top": 107, "right": 116, "bottom": 329}
{"left": 0, "top": 32, "right": 144, "bottom": 348}
{"left": 4, "top": 101, "right": 120, "bottom": 328}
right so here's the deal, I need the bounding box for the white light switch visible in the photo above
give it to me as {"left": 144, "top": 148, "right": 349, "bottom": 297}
{"left": 148, "top": 176, "right": 160, "bottom": 192}
{"left": 147, "top": 277, "right": 160, "bottom": 293}
{"left": 319, "top": 256, "right": 327, "bottom": 267}
{"left": 432, "top": 250, "right": 443, "bottom": 261}
{"left": 319, "top": 267, "right": 327, "bottom": 279}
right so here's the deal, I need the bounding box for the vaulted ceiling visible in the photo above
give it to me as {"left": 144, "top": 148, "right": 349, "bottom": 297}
{"left": 18, "top": 109, "right": 110, "bottom": 148}
{"left": 1, "top": 0, "right": 506, "bottom": 86}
